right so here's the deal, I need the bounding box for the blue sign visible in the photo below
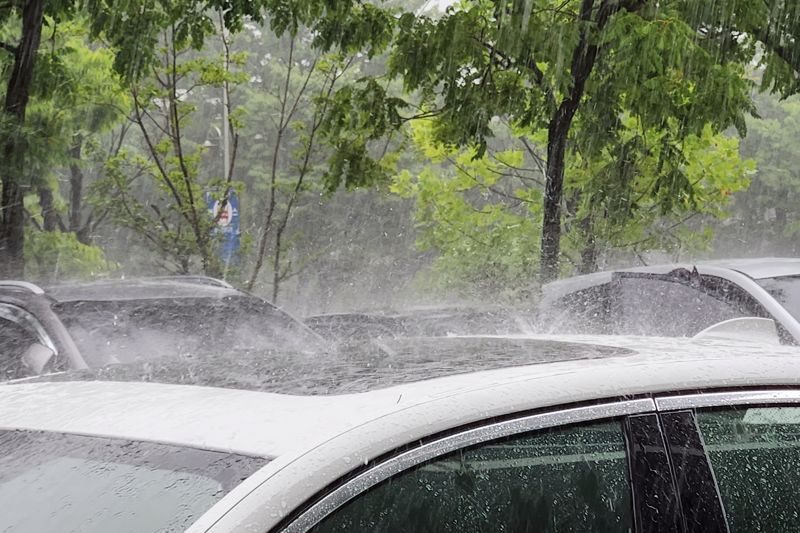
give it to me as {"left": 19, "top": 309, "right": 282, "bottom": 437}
{"left": 206, "top": 189, "right": 240, "bottom": 266}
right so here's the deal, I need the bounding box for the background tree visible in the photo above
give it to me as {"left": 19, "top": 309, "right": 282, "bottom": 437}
{"left": 393, "top": 113, "right": 751, "bottom": 299}
{"left": 714, "top": 91, "right": 800, "bottom": 257}
{"left": 0, "top": 0, "right": 286, "bottom": 277}
{"left": 0, "top": 17, "right": 127, "bottom": 279}
{"left": 91, "top": 18, "right": 245, "bottom": 275}
{"left": 377, "top": 0, "right": 758, "bottom": 283}
{"left": 238, "top": 28, "right": 368, "bottom": 299}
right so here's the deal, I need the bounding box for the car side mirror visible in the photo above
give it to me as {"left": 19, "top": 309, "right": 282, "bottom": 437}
{"left": 694, "top": 317, "right": 781, "bottom": 345}
{"left": 21, "top": 342, "right": 56, "bottom": 375}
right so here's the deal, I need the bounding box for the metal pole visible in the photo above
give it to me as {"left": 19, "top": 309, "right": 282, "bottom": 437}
{"left": 221, "top": 12, "right": 231, "bottom": 181}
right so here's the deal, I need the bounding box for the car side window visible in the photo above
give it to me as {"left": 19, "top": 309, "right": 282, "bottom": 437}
{"left": 311, "top": 421, "right": 632, "bottom": 533}
{"left": 695, "top": 406, "right": 800, "bottom": 532}
{"left": 0, "top": 316, "right": 38, "bottom": 379}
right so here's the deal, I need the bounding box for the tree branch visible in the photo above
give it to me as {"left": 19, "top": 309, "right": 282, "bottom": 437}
{"left": 0, "top": 41, "right": 18, "bottom": 56}
{"left": 248, "top": 35, "right": 296, "bottom": 290}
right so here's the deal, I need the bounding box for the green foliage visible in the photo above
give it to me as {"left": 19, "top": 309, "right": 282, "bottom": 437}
{"left": 392, "top": 121, "right": 541, "bottom": 297}
{"left": 80, "top": 0, "right": 265, "bottom": 81}
{"left": 320, "top": 78, "right": 407, "bottom": 191}
{"left": 564, "top": 120, "right": 754, "bottom": 262}
{"left": 319, "top": 0, "right": 785, "bottom": 281}
{"left": 25, "top": 229, "right": 116, "bottom": 281}
{"left": 674, "top": 1, "right": 800, "bottom": 98}
{"left": 397, "top": 111, "right": 753, "bottom": 294}
{"left": 88, "top": 23, "right": 247, "bottom": 275}
{"left": 0, "top": 18, "right": 126, "bottom": 180}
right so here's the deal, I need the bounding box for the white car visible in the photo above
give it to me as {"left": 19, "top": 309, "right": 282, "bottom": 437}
{"left": 2, "top": 334, "right": 800, "bottom": 532}
{"left": 539, "top": 257, "right": 800, "bottom": 344}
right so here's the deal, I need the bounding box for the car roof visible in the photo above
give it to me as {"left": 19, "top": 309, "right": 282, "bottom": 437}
{"left": 2, "top": 334, "right": 800, "bottom": 459}
{"left": 543, "top": 257, "right": 800, "bottom": 301}
{"left": 42, "top": 277, "right": 244, "bottom": 302}
{"left": 27, "top": 337, "right": 632, "bottom": 394}
{"left": 307, "top": 304, "right": 520, "bottom": 320}
{"left": 694, "top": 257, "right": 800, "bottom": 279}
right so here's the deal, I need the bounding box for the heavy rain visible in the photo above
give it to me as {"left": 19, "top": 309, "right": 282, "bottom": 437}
{"left": 2, "top": 0, "right": 800, "bottom": 531}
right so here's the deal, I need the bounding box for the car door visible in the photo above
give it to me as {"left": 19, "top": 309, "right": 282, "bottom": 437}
{"left": 657, "top": 390, "right": 800, "bottom": 533}
{"left": 275, "top": 399, "right": 688, "bottom": 533}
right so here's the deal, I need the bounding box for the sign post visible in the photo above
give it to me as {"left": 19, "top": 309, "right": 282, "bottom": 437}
{"left": 206, "top": 189, "right": 240, "bottom": 267}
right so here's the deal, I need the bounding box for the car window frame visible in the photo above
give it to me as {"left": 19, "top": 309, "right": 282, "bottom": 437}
{"left": 278, "top": 398, "right": 665, "bottom": 533}
{"left": 0, "top": 302, "right": 58, "bottom": 355}
{"left": 655, "top": 389, "right": 800, "bottom": 533}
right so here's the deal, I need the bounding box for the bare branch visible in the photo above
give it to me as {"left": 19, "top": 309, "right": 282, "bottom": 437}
{"left": 248, "top": 35, "right": 297, "bottom": 290}
{"left": 130, "top": 85, "right": 183, "bottom": 209}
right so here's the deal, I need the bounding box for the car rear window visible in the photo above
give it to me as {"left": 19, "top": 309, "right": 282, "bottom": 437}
{"left": 52, "top": 296, "right": 322, "bottom": 366}
{"left": 0, "top": 430, "right": 267, "bottom": 533}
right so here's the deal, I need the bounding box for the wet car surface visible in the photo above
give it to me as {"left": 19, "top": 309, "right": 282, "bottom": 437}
{"left": 3, "top": 335, "right": 800, "bottom": 532}
{"left": 305, "top": 306, "right": 531, "bottom": 343}
{"left": 23, "top": 336, "right": 631, "bottom": 394}
{"left": 0, "top": 277, "right": 321, "bottom": 379}
{"left": 538, "top": 258, "right": 800, "bottom": 344}
{"left": 0, "top": 430, "right": 266, "bottom": 533}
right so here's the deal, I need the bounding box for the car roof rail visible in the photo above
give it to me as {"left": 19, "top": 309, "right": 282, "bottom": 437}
{"left": 0, "top": 280, "right": 45, "bottom": 295}
{"left": 151, "top": 275, "right": 234, "bottom": 289}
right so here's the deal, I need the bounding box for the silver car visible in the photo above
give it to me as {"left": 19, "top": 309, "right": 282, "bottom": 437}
{"left": 539, "top": 257, "right": 800, "bottom": 344}
{"left": 2, "top": 334, "right": 800, "bottom": 532}
{"left": 0, "top": 277, "right": 322, "bottom": 379}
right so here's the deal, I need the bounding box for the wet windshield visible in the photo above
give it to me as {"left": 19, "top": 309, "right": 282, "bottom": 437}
{"left": 758, "top": 277, "right": 800, "bottom": 323}
{"left": 0, "top": 430, "right": 267, "bottom": 533}
{"left": 52, "top": 296, "right": 322, "bottom": 366}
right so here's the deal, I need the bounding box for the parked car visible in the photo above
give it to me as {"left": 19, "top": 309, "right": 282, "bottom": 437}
{"left": 537, "top": 257, "right": 800, "bottom": 344}
{"left": 4, "top": 333, "right": 800, "bottom": 532}
{"left": 305, "top": 305, "right": 531, "bottom": 342}
{"left": 0, "top": 276, "right": 322, "bottom": 380}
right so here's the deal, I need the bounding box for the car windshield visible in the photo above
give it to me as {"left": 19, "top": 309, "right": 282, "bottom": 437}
{"left": 757, "top": 276, "right": 800, "bottom": 323}
{"left": 0, "top": 430, "right": 267, "bottom": 533}
{"left": 52, "top": 296, "right": 323, "bottom": 367}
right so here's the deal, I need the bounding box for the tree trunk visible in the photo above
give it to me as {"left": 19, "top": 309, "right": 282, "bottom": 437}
{"left": 539, "top": 0, "right": 632, "bottom": 284}
{"left": 68, "top": 135, "right": 84, "bottom": 234}
{"left": 271, "top": 241, "right": 282, "bottom": 304}
{"left": 0, "top": 0, "right": 45, "bottom": 278}
{"left": 578, "top": 216, "right": 598, "bottom": 275}
{"left": 38, "top": 185, "right": 62, "bottom": 232}
{"left": 540, "top": 114, "right": 571, "bottom": 282}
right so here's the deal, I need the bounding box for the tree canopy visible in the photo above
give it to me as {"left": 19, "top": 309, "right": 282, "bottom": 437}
{"left": 3, "top": 0, "right": 800, "bottom": 304}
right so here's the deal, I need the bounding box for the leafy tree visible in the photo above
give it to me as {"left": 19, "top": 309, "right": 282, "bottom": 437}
{"left": 2, "top": 0, "right": 393, "bottom": 277}
{"left": 394, "top": 113, "right": 752, "bottom": 297}
{"left": 561, "top": 120, "right": 753, "bottom": 271}
{"left": 392, "top": 121, "right": 541, "bottom": 298}
{"left": 374, "top": 0, "right": 768, "bottom": 283}
{"left": 238, "top": 29, "right": 367, "bottom": 299}
{"left": 0, "top": 17, "right": 126, "bottom": 280}
{"left": 313, "top": 0, "right": 800, "bottom": 285}
{"left": 24, "top": 223, "right": 116, "bottom": 281}
{"left": 23, "top": 21, "right": 128, "bottom": 239}
{"left": 90, "top": 17, "right": 245, "bottom": 276}
{"left": 0, "top": 0, "right": 273, "bottom": 276}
